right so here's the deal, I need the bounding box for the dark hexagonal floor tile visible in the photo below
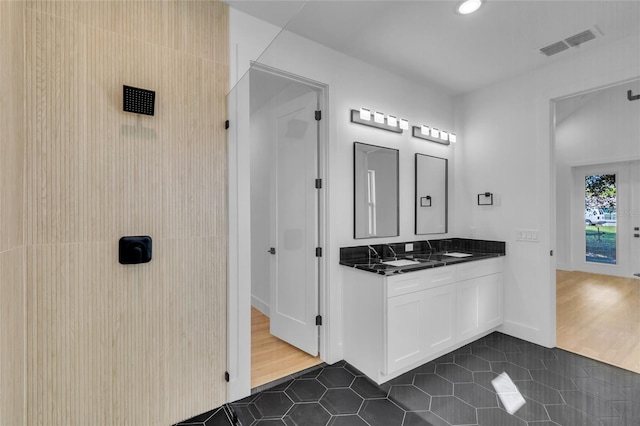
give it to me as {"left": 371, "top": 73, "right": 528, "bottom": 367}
{"left": 512, "top": 380, "right": 563, "bottom": 404}
{"left": 435, "top": 363, "right": 473, "bottom": 383}
{"left": 561, "top": 389, "right": 619, "bottom": 418}
{"left": 203, "top": 409, "right": 233, "bottom": 426}
{"left": 327, "top": 414, "right": 369, "bottom": 426}
{"left": 505, "top": 352, "right": 545, "bottom": 370}
{"left": 350, "top": 376, "right": 387, "bottom": 399}
{"left": 486, "top": 339, "right": 521, "bottom": 354}
{"left": 286, "top": 379, "right": 327, "bottom": 403}
{"left": 574, "top": 377, "right": 629, "bottom": 400}
{"left": 230, "top": 405, "right": 256, "bottom": 426}
{"left": 318, "top": 367, "right": 355, "bottom": 388}
{"left": 584, "top": 365, "right": 640, "bottom": 388}
{"left": 503, "top": 396, "right": 549, "bottom": 423}
{"left": 388, "top": 385, "right": 430, "bottom": 411}
{"left": 490, "top": 361, "right": 531, "bottom": 381}
{"left": 477, "top": 407, "right": 526, "bottom": 426}
{"left": 413, "top": 373, "right": 453, "bottom": 396}
{"left": 379, "top": 372, "right": 415, "bottom": 393}
{"left": 516, "top": 342, "right": 556, "bottom": 359}
{"left": 472, "top": 345, "right": 507, "bottom": 362}
{"left": 542, "top": 359, "right": 589, "bottom": 378}
{"left": 403, "top": 411, "right": 450, "bottom": 426}
{"left": 358, "top": 399, "right": 405, "bottom": 426}
{"left": 430, "top": 396, "right": 477, "bottom": 425}
{"left": 552, "top": 348, "right": 599, "bottom": 366}
{"left": 409, "top": 361, "right": 436, "bottom": 375}
{"left": 254, "top": 392, "right": 294, "bottom": 417}
{"left": 611, "top": 400, "right": 640, "bottom": 424}
{"left": 454, "top": 382, "right": 498, "bottom": 408}
{"left": 454, "top": 354, "right": 491, "bottom": 372}
{"left": 255, "top": 419, "right": 287, "bottom": 426}
{"left": 473, "top": 371, "right": 500, "bottom": 392}
{"left": 284, "top": 403, "right": 330, "bottom": 426}
{"left": 320, "top": 388, "right": 363, "bottom": 415}
{"left": 530, "top": 369, "right": 577, "bottom": 391}
{"left": 546, "top": 404, "right": 601, "bottom": 426}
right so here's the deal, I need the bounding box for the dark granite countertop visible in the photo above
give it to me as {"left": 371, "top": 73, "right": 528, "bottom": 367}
{"left": 340, "top": 238, "right": 505, "bottom": 276}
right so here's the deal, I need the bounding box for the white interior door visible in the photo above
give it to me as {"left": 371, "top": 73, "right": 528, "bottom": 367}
{"left": 572, "top": 161, "right": 639, "bottom": 277}
{"left": 269, "top": 89, "right": 319, "bottom": 356}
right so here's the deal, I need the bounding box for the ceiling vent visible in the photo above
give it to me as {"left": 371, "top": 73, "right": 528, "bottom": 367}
{"left": 540, "top": 41, "right": 570, "bottom": 57}
{"left": 539, "top": 26, "right": 601, "bottom": 57}
{"left": 565, "top": 29, "right": 597, "bottom": 47}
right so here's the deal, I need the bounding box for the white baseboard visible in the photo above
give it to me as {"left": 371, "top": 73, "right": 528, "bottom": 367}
{"left": 251, "top": 296, "right": 270, "bottom": 317}
{"left": 499, "top": 320, "right": 552, "bottom": 348}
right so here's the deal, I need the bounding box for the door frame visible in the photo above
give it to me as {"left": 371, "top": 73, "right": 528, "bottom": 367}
{"left": 549, "top": 75, "right": 640, "bottom": 349}
{"left": 227, "top": 62, "right": 329, "bottom": 401}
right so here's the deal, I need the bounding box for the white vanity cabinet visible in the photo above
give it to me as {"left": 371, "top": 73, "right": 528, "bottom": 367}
{"left": 343, "top": 257, "right": 503, "bottom": 384}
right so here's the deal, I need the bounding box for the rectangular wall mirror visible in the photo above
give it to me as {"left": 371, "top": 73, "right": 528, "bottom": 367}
{"left": 415, "top": 153, "right": 448, "bottom": 234}
{"left": 354, "top": 142, "right": 399, "bottom": 239}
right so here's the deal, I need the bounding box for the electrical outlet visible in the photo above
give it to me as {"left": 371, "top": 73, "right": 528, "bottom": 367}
{"left": 405, "top": 243, "right": 414, "bottom": 252}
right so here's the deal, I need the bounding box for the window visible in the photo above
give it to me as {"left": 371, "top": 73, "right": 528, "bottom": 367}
{"left": 585, "top": 174, "right": 617, "bottom": 264}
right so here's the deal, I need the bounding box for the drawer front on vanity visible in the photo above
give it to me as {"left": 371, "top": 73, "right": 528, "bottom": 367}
{"left": 456, "top": 257, "right": 502, "bottom": 281}
{"left": 387, "top": 267, "right": 456, "bottom": 297}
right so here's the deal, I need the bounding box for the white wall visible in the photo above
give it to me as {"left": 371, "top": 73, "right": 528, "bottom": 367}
{"left": 455, "top": 34, "right": 640, "bottom": 346}
{"left": 555, "top": 80, "right": 640, "bottom": 269}
{"left": 230, "top": 9, "right": 456, "bottom": 368}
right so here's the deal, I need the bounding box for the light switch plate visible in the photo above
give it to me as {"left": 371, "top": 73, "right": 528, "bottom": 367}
{"left": 515, "top": 229, "right": 539, "bottom": 242}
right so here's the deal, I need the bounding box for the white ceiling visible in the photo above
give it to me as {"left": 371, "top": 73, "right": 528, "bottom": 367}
{"left": 226, "top": 0, "right": 640, "bottom": 95}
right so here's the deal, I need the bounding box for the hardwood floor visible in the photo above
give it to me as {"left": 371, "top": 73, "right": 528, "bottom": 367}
{"left": 251, "top": 307, "right": 323, "bottom": 388}
{"left": 556, "top": 270, "right": 640, "bottom": 374}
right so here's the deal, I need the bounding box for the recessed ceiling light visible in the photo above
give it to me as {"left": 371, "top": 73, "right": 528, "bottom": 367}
{"left": 457, "top": 0, "right": 482, "bottom": 15}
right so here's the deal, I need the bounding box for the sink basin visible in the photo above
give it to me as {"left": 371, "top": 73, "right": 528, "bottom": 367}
{"left": 382, "top": 259, "right": 421, "bottom": 267}
{"left": 442, "top": 252, "right": 472, "bottom": 258}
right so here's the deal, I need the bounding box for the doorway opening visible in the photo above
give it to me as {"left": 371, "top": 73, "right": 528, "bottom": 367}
{"left": 248, "top": 65, "right": 326, "bottom": 389}
{"left": 554, "top": 79, "right": 640, "bottom": 374}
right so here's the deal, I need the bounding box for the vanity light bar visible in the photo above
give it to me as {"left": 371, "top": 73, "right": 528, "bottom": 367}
{"left": 411, "top": 125, "right": 454, "bottom": 145}
{"left": 351, "top": 108, "right": 405, "bottom": 134}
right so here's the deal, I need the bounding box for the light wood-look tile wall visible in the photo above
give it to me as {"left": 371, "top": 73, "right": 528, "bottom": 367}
{"left": 0, "top": 1, "right": 26, "bottom": 425}
{"left": 20, "top": 1, "right": 228, "bottom": 425}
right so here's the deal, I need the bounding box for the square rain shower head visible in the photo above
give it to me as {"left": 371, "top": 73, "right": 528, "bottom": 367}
{"left": 123, "top": 85, "right": 155, "bottom": 116}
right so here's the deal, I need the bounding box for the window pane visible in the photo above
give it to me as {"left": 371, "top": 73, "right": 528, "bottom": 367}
{"left": 585, "top": 174, "right": 616, "bottom": 264}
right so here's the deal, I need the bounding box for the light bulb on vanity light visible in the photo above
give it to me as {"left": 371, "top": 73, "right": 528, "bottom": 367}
{"left": 449, "top": 133, "right": 457, "bottom": 143}
{"left": 440, "top": 130, "right": 449, "bottom": 141}
{"left": 430, "top": 127, "right": 440, "bottom": 138}
{"left": 399, "top": 119, "right": 409, "bottom": 130}
{"left": 387, "top": 115, "right": 398, "bottom": 127}
{"left": 359, "top": 108, "right": 371, "bottom": 121}
{"left": 421, "top": 125, "right": 430, "bottom": 135}
{"left": 374, "top": 111, "right": 385, "bottom": 124}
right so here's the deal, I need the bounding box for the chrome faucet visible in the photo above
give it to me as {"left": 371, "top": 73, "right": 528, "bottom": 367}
{"left": 387, "top": 245, "right": 398, "bottom": 260}
{"left": 425, "top": 239, "right": 433, "bottom": 253}
{"left": 367, "top": 245, "right": 379, "bottom": 263}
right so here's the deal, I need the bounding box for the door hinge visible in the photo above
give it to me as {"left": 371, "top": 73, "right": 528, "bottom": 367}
{"left": 315, "top": 110, "right": 321, "bottom": 121}
{"left": 315, "top": 315, "right": 323, "bottom": 326}
{"left": 315, "top": 178, "right": 322, "bottom": 189}
{"left": 315, "top": 247, "right": 322, "bottom": 257}
{"left": 224, "top": 371, "right": 230, "bottom": 382}
{"left": 225, "top": 120, "right": 230, "bottom": 129}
